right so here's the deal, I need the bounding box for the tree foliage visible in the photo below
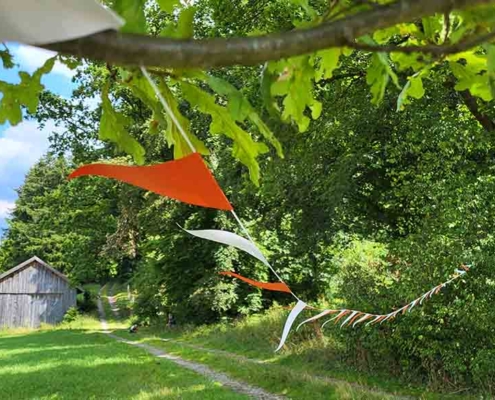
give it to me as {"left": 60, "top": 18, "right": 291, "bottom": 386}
{"left": 2, "top": 1, "right": 495, "bottom": 182}
{"left": 3, "top": 0, "right": 495, "bottom": 393}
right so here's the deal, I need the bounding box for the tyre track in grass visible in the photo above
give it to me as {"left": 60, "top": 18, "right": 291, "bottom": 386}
{"left": 97, "top": 289, "right": 285, "bottom": 400}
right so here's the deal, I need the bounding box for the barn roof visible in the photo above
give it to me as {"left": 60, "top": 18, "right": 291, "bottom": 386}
{"left": 0, "top": 256, "right": 74, "bottom": 286}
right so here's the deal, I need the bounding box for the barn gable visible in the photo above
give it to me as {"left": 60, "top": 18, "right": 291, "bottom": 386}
{"left": 0, "top": 257, "right": 77, "bottom": 328}
{"left": 0, "top": 257, "right": 72, "bottom": 294}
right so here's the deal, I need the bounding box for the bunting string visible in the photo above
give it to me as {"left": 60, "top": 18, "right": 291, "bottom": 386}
{"left": 139, "top": 66, "right": 471, "bottom": 350}
{"left": 140, "top": 65, "right": 299, "bottom": 303}
{"left": 140, "top": 66, "right": 196, "bottom": 153}
{"left": 296, "top": 265, "right": 471, "bottom": 331}
{"left": 2, "top": 1, "right": 473, "bottom": 354}
{"left": 69, "top": 65, "right": 473, "bottom": 352}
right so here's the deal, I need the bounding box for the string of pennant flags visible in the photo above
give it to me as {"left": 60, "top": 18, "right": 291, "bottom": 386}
{"left": 67, "top": 66, "right": 472, "bottom": 352}
{"left": 296, "top": 265, "right": 471, "bottom": 331}
{"left": 0, "top": 0, "right": 472, "bottom": 352}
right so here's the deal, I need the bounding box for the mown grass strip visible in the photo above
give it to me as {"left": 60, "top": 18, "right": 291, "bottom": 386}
{"left": 113, "top": 330, "right": 408, "bottom": 400}
{"left": 0, "top": 320, "right": 248, "bottom": 400}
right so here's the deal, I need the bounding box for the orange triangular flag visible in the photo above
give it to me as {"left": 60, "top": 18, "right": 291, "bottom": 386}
{"left": 69, "top": 153, "right": 233, "bottom": 211}
{"left": 219, "top": 271, "right": 292, "bottom": 293}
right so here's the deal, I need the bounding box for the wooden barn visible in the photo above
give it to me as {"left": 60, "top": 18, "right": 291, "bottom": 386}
{"left": 0, "top": 256, "right": 78, "bottom": 328}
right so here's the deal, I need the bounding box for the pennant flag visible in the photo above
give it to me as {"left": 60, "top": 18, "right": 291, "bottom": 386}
{"left": 184, "top": 229, "right": 268, "bottom": 265}
{"left": 296, "top": 309, "right": 334, "bottom": 330}
{"left": 341, "top": 311, "right": 360, "bottom": 328}
{"left": 219, "top": 271, "right": 291, "bottom": 293}
{"left": 353, "top": 313, "right": 372, "bottom": 327}
{"left": 69, "top": 153, "right": 233, "bottom": 211}
{"left": 297, "top": 266, "right": 472, "bottom": 333}
{"left": 275, "top": 300, "right": 307, "bottom": 352}
{"left": 0, "top": 0, "right": 123, "bottom": 45}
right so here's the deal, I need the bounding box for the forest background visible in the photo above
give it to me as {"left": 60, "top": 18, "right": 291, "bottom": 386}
{"left": 1, "top": 0, "right": 495, "bottom": 392}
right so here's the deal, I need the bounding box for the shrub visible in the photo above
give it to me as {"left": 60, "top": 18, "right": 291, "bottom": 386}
{"left": 472, "top": 350, "right": 495, "bottom": 394}
{"left": 62, "top": 307, "right": 80, "bottom": 324}
{"left": 77, "top": 290, "right": 97, "bottom": 312}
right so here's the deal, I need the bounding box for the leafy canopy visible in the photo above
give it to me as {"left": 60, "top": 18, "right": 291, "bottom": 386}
{"left": 1, "top": 1, "right": 495, "bottom": 184}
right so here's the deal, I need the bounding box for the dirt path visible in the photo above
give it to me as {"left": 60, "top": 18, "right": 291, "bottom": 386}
{"left": 158, "top": 339, "right": 415, "bottom": 400}
{"left": 98, "top": 289, "right": 413, "bottom": 399}
{"left": 104, "top": 284, "right": 120, "bottom": 319}
{"left": 97, "top": 293, "right": 285, "bottom": 400}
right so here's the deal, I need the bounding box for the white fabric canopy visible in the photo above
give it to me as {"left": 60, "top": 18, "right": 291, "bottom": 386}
{"left": 0, "top": 0, "right": 123, "bottom": 45}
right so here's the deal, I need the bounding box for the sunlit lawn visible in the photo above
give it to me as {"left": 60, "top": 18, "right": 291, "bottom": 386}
{"left": 0, "top": 318, "right": 247, "bottom": 400}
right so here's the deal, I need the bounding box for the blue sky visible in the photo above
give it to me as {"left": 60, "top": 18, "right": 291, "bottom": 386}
{"left": 0, "top": 43, "right": 77, "bottom": 231}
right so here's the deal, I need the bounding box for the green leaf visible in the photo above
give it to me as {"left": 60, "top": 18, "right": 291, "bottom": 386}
{"left": 113, "top": 0, "right": 147, "bottom": 34}
{"left": 447, "top": 52, "right": 487, "bottom": 72}
{"left": 372, "top": 24, "right": 423, "bottom": 45}
{"left": 157, "top": 0, "right": 180, "bottom": 13}
{"left": 391, "top": 50, "right": 428, "bottom": 72}
{"left": 422, "top": 15, "right": 443, "bottom": 43}
{"left": 158, "top": 80, "right": 209, "bottom": 158}
{"left": 310, "top": 101, "right": 322, "bottom": 119}
{"left": 260, "top": 65, "right": 280, "bottom": 118}
{"left": 0, "top": 49, "right": 14, "bottom": 69}
{"left": 397, "top": 71, "right": 427, "bottom": 111}
{"left": 206, "top": 76, "right": 251, "bottom": 121}
{"left": 123, "top": 71, "right": 167, "bottom": 132}
{"left": 180, "top": 82, "right": 269, "bottom": 185}
{"left": 161, "top": 6, "right": 196, "bottom": 38}
{"left": 99, "top": 84, "right": 146, "bottom": 165}
{"left": 315, "top": 48, "right": 342, "bottom": 81}
{"left": 57, "top": 55, "right": 80, "bottom": 71}
{"left": 124, "top": 72, "right": 208, "bottom": 158}
{"left": 366, "top": 54, "right": 390, "bottom": 105}
{"left": 268, "top": 56, "right": 320, "bottom": 132}
{"left": 377, "top": 52, "right": 400, "bottom": 89}
{"left": 290, "top": 0, "right": 317, "bottom": 18}
{"left": 485, "top": 44, "right": 495, "bottom": 99}
{"left": 0, "top": 57, "right": 55, "bottom": 125}
{"left": 204, "top": 74, "right": 283, "bottom": 157}
{"left": 449, "top": 61, "right": 491, "bottom": 101}
{"left": 177, "top": 7, "right": 196, "bottom": 38}
{"left": 361, "top": 36, "right": 400, "bottom": 105}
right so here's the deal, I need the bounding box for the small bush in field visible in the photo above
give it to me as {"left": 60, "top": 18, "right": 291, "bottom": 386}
{"left": 63, "top": 307, "right": 80, "bottom": 324}
{"left": 472, "top": 350, "right": 495, "bottom": 394}
{"left": 77, "top": 291, "right": 97, "bottom": 312}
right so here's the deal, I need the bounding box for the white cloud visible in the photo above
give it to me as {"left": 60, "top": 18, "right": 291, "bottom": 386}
{"left": 0, "top": 200, "right": 14, "bottom": 219}
{"left": 0, "top": 120, "right": 61, "bottom": 184}
{"left": 12, "top": 45, "right": 76, "bottom": 79}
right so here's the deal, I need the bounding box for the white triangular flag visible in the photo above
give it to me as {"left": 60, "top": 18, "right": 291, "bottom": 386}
{"left": 353, "top": 313, "right": 372, "bottom": 327}
{"left": 184, "top": 229, "right": 269, "bottom": 266}
{"left": 275, "top": 300, "right": 306, "bottom": 352}
{"left": 296, "top": 309, "right": 332, "bottom": 331}
{"left": 0, "top": 0, "right": 124, "bottom": 45}
{"left": 321, "top": 309, "right": 348, "bottom": 329}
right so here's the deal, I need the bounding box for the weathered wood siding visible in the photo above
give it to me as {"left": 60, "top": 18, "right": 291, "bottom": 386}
{"left": 0, "top": 261, "right": 76, "bottom": 328}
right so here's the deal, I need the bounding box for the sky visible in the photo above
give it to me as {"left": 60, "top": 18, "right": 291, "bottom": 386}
{"left": 0, "top": 43, "right": 78, "bottom": 231}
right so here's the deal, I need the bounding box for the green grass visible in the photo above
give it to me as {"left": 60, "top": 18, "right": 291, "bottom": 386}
{"left": 118, "top": 334, "right": 395, "bottom": 400}
{"left": 101, "top": 282, "right": 134, "bottom": 323}
{"left": 82, "top": 283, "right": 101, "bottom": 297}
{"left": 108, "top": 281, "right": 134, "bottom": 320}
{"left": 99, "top": 284, "right": 476, "bottom": 398}
{"left": 99, "top": 283, "right": 130, "bottom": 330}
{"left": 112, "top": 307, "right": 475, "bottom": 400}
{"left": 0, "top": 317, "right": 248, "bottom": 400}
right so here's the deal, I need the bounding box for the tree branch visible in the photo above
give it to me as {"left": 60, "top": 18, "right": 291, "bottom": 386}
{"left": 445, "top": 75, "right": 495, "bottom": 131}
{"left": 443, "top": 10, "right": 451, "bottom": 44}
{"left": 459, "top": 89, "right": 495, "bottom": 131}
{"left": 42, "top": 0, "right": 495, "bottom": 69}
{"left": 344, "top": 30, "right": 495, "bottom": 55}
